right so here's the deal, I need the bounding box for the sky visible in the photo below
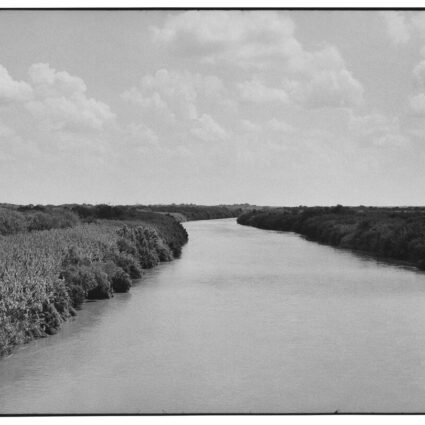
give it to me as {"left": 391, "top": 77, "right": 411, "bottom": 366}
{"left": 1, "top": 10, "right": 425, "bottom": 206}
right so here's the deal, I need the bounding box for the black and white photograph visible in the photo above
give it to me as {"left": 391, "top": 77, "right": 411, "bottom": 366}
{"left": 2, "top": 5, "right": 425, "bottom": 416}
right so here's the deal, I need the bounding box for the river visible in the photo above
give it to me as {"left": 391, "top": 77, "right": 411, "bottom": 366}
{"left": 1, "top": 218, "right": 425, "bottom": 413}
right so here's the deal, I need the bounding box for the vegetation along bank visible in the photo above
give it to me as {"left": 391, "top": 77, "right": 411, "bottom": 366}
{"left": 238, "top": 205, "right": 425, "bottom": 270}
{"left": 0, "top": 203, "right": 238, "bottom": 356}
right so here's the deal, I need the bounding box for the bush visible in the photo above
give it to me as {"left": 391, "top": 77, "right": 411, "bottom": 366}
{"left": 110, "top": 268, "right": 132, "bottom": 293}
{"left": 86, "top": 266, "right": 112, "bottom": 300}
{"left": 41, "top": 303, "right": 63, "bottom": 335}
{"left": 114, "top": 251, "right": 142, "bottom": 279}
{"left": 116, "top": 237, "right": 138, "bottom": 256}
{"left": 238, "top": 206, "right": 425, "bottom": 270}
{"left": 0, "top": 212, "right": 188, "bottom": 355}
{"left": 61, "top": 265, "right": 99, "bottom": 307}
{"left": 0, "top": 208, "right": 27, "bottom": 235}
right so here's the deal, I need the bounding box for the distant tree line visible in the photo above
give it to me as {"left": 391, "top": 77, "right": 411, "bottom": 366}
{"left": 145, "top": 204, "right": 243, "bottom": 221}
{"left": 0, "top": 203, "right": 247, "bottom": 237}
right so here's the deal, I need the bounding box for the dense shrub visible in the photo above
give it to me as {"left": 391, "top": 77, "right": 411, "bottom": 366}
{"left": 0, "top": 208, "right": 27, "bottom": 235}
{"left": 86, "top": 266, "right": 112, "bottom": 300}
{"left": 238, "top": 206, "right": 425, "bottom": 270}
{"left": 27, "top": 209, "right": 79, "bottom": 232}
{"left": 110, "top": 268, "right": 132, "bottom": 293}
{"left": 67, "top": 203, "right": 241, "bottom": 223}
{"left": 0, "top": 214, "right": 188, "bottom": 356}
{"left": 114, "top": 251, "right": 142, "bottom": 279}
{"left": 0, "top": 206, "right": 79, "bottom": 236}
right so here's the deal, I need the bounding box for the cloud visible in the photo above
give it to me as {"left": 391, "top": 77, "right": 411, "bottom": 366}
{"left": 28, "top": 63, "right": 86, "bottom": 97}
{"left": 287, "top": 67, "right": 364, "bottom": 109}
{"left": 152, "top": 11, "right": 363, "bottom": 109}
{"left": 25, "top": 63, "right": 115, "bottom": 131}
{"left": 349, "top": 112, "right": 408, "bottom": 147}
{"left": 240, "top": 118, "right": 295, "bottom": 135}
{"left": 409, "top": 57, "right": 425, "bottom": 115}
{"left": 411, "top": 14, "right": 425, "bottom": 38}
{"left": 0, "top": 118, "right": 42, "bottom": 163}
{"left": 380, "top": 12, "right": 410, "bottom": 44}
{"left": 126, "top": 122, "right": 159, "bottom": 146}
{"left": 409, "top": 93, "right": 425, "bottom": 115}
{"left": 122, "top": 68, "right": 227, "bottom": 121}
{"left": 152, "top": 11, "right": 299, "bottom": 68}
{"left": 266, "top": 118, "right": 295, "bottom": 133}
{"left": 0, "top": 119, "right": 15, "bottom": 138}
{"left": 190, "top": 114, "right": 228, "bottom": 142}
{"left": 122, "top": 88, "right": 170, "bottom": 113}
{"left": 413, "top": 59, "right": 425, "bottom": 86}
{"left": 238, "top": 79, "right": 288, "bottom": 103}
{"left": 240, "top": 119, "right": 261, "bottom": 133}
{"left": 0, "top": 65, "right": 33, "bottom": 104}
{"left": 238, "top": 48, "right": 363, "bottom": 109}
{"left": 26, "top": 96, "right": 115, "bottom": 132}
{"left": 380, "top": 12, "right": 425, "bottom": 45}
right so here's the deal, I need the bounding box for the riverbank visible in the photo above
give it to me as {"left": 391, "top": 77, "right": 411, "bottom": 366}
{"left": 0, "top": 201, "right": 251, "bottom": 356}
{"left": 237, "top": 206, "right": 425, "bottom": 271}
{"left": 3, "top": 218, "right": 425, "bottom": 413}
{"left": 0, "top": 205, "right": 192, "bottom": 356}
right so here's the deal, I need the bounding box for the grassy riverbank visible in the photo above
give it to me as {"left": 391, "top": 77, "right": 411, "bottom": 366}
{"left": 238, "top": 206, "right": 425, "bottom": 270}
{"left": 0, "top": 205, "right": 190, "bottom": 356}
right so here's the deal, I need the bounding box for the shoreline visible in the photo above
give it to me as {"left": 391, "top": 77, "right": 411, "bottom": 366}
{"left": 0, "top": 217, "right": 189, "bottom": 357}
{"left": 237, "top": 206, "right": 425, "bottom": 274}
{"left": 0, "top": 204, "right": 242, "bottom": 358}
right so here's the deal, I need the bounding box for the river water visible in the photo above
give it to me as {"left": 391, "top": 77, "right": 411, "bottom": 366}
{"left": 2, "top": 218, "right": 425, "bottom": 413}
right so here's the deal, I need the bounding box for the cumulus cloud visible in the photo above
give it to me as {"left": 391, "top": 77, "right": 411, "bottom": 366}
{"left": 26, "top": 96, "right": 115, "bottom": 132}
{"left": 0, "top": 65, "right": 33, "bottom": 104}
{"left": 237, "top": 48, "right": 363, "bottom": 109}
{"left": 122, "top": 88, "right": 170, "bottom": 113}
{"left": 240, "top": 119, "right": 261, "bottom": 133}
{"left": 28, "top": 63, "right": 86, "bottom": 97}
{"left": 0, "top": 119, "right": 15, "bottom": 138}
{"left": 413, "top": 59, "right": 425, "bottom": 86}
{"left": 122, "top": 68, "right": 227, "bottom": 121}
{"left": 239, "top": 118, "right": 295, "bottom": 136}
{"left": 152, "top": 11, "right": 299, "bottom": 68}
{"left": 0, "top": 118, "right": 42, "bottom": 163}
{"left": 126, "top": 122, "right": 159, "bottom": 146}
{"left": 151, "top": 11, "right": 364, "bottom": 109}
{"left": 380, "top": 12, "right": 410, "bottom": 44}
{"left": 238, "top": 79, "right": 288, "bottom": 103}
{"left": 380, "top": 12, "right": 425, "bottom": 45}
{"left": 349, "top": 112, "right": 408, "bottom": 147}
{"left": 266, "top": 118, "right": 295, "bottom": 133}
{"left": 409, "top": 93, "right": 425, "bottom": 115}
{"left": 409, "top": 57, "right": 425, "bottom": 115}
{"left": 25, "top": 63, "right": 115, "bottom": 131}
{"left": 190, "top": 114, "right": 228, "bottom": 142}
{"left": 287, "top": 67, "right": 364, "bottom": 109}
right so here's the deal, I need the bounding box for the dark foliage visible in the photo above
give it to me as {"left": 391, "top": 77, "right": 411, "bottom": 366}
{"left": 0, "top": 208, "right": 189, "bottom": 356}
{"left": 65, "top": 203, "right": 245, "bottom": 223}
{"left": 0, "top": 205, "right": 79, "bottom": 236}
{"left": 110, "top": 268, "right": 132, "bottom": 293}
{"left": 238, "top": 206, "right": 425, "bottom": 270}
